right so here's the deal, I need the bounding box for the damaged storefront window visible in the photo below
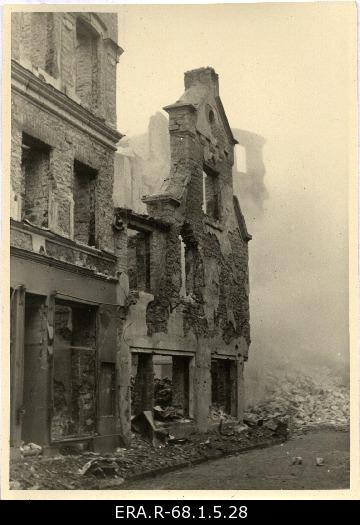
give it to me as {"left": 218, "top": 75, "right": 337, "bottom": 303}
{"left": 131, "top": 352, "right": 193, "bottom": 422}
{"left": 51, "top": 302, "right": 97, "bottom": 441}
{"left": 211, "top": 358, "right": 234, "bottom": 416}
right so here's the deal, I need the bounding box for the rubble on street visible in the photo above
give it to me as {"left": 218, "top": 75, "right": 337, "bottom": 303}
{"left": 244, "top": 370, "right": 349, "bottom": 433}
{"left": 10, "top": 425, "right": 278, "bottom": 490}
{"left": 10, "top": 368, "right": 349, "bottom": 490}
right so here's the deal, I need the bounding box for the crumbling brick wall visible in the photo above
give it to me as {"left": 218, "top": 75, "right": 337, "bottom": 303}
{"left": 22, "top": 134, "right": 51, "bottom": 227}
{"left": 143, "top": 68, "right": 251, "bottom": 351}
{"left": 138, "top": 68, "right": 251, "bottom": 426}
{"left": 75, "top": 18, "right": 100, "bottom": 111}
{"left": 11, "top": 12, "right": 121, "bottom": 127}
{"left": 11, "top": 90, "right": 116, "bottom": 253}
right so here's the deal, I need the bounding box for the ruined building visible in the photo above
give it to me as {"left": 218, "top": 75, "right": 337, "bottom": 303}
{"left": 121, "top": 67, "right": 252, "bottom": 434}
{"left": 10, "top": 12, "right": 251, "bottom": 455}
{"left": 10, "top": 12, "right": 123, "bottom": 453}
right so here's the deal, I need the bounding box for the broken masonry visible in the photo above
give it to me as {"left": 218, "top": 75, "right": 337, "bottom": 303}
{"left": 10, "top": 11, "right": 252, "bottom": 455}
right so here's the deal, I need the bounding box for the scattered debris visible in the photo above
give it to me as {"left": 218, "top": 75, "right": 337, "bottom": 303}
{"left": 20, "top": 443, "right": 42, "bottom": 457}
{"left": 292, "top": 456, "right": 303, "bottom": 465}
{"left": 10, "top": 425, "right": 278, "bottom": 490}
{"left": 153, "top": 405, "right": 185, "bottom": 422}
{"left": 244, "top": 414, "right": 263, "bottom": 427}
{"left": 209, "top": 405, "right": 238, "bottom": 424}
{"left": 245, "top": 370, "right": 349, "bottom": 433}
{"left": 79, "top": 457, "right": 121, "bottom": 478}
{"left": 168, "top": 437, "right": 188, "bottom": 445}
{"left": 10, "top": 481, "right": 22, "bottom": 490}
{"left": 154, "top": 377, "right": 172, "bottom": 408}
{"left": 234, "top": 423, "right": 249, "bottom": 434}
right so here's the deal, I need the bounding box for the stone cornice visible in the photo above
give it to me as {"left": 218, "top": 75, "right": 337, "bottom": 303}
{"left": 163, "top": 102, "right": 197, "bottom": 113}
{"left": 114, "top": 207, "right": 171, "bottom": 232}
{"left": 11, "top": 60, "right": 123, "bottom": 150}
{"left": 142, "top": 193, "right": 181, "bottom": 207}
{"left": 11, "top": 246, "right": 118, "bottom": 283}
{"left": 10, "top": 219, "right": 117, "bottom": 262}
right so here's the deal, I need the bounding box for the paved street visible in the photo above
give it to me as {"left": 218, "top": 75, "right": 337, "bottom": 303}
{"left": 122, "top": 430, "right": 349, "bottom": 490}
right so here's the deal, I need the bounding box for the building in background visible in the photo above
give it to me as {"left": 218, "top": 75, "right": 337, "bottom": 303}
{"left": 113, "top": 112, "right": 170, "bottom": 214}
{"left": 10, "top": 11, "right": 251, "bottom": 454}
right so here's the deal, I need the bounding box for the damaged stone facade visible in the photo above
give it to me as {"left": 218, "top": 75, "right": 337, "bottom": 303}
{"left": 10, "top": 12, "right": 125, "bottom": 455}
{"left": 118, "top": 67, "right": 252, "bottom": 433}
{"left": 10, "top": 12, "right": 251, "bottom": 455}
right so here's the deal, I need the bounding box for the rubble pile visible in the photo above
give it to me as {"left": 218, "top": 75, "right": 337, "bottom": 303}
{"left": 154, "top": 377, "right": 172, "bottom": 408}
{"left": 10, "top": 425, "right": 278, "bottom": 490}
{"left": 245, "top": 370, "right": 349, "bottom": 432}
{"left": 20, "top": 442, "right": 43, "bottom": 457}
{"left": 153, "top": 405, "right": 189, "bottom": 422}
{"left": 209, "top": 405, "right": 238, "bottom": 424}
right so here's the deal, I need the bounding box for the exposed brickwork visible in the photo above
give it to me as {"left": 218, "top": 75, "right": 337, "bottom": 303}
{"left": 144, "top": 68, "right": 251, "bottom": 350}
{"left": 75, "top": 19, "right": 100, "bottom": 111}
{"left": 11, "top": 9, "right": 249, "bottom": 449}
{"left": 11, "top": 11, "right": 120, "bottom": 126}
{"left": 11, "top": 90, "right": 116, "bottom": 252}
{"left": 139, "top": 68, "right": 251, "bottom": 427}
{"left": 22, "top": 134, "right": 51, "bottom": 227}
{"left": 10, "top": 12, "right": 125, "bottom": 452}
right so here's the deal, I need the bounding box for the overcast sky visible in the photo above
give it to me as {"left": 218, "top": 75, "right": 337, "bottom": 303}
{"left": 116, "top": 3, "right": 355, "bottom": 372}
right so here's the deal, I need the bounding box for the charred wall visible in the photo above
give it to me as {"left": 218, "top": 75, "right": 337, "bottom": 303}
{"left": 143, "top": 68, "right": 251, "bottom": 354}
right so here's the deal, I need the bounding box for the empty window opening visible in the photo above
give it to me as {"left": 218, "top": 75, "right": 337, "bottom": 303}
{"left": 51, "top": 302, "right": 96, "bottom": 441}
{"left": 30, "top": 13, "right": 58, "bottom": 78}
{"left": 211, "top": 359, "right": 235, "bottom": 416}
{"left": 73, "top": 160, "right": 97, "bottom": 246}
{"left": 179, "top": 225, "right": 199, "bottom": 298}
{"left": 131, "top": 353, "right": 154, "bottom": 416}
{"left": 203, "top": 167, "right": 220, "bottom": 221}
{"left": 75, "top": 19, "right": 99, "bottom": 109}
{"left": 127, "top": 227, "right": 151, "bottom": 292}
{"left": 131, "top": 353, "right": 193, "bottom": 421}
{"left": 22, "top": 133, "right": 51, "bottom": 227}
